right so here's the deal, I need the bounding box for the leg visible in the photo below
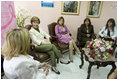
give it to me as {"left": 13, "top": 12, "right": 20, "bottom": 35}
{"left": 109, "top": 41, "right": 113, "bottom": 46}
{"left": 87, "top": 62, "right": 93, "bottom": 79}
{"left": 51, "top": 44, "right": 62, "bottom": 58}
{"left": 71, "top": 39, "right": 80, "bottom": 54}
{"left": 48, "top": 51, "right": 60, "bottom": 74}
{"left": 35, "top": 44, "right": 62, "bottom": 58}
{"left": 85, "top": 41, "right": 90, "bottom": 47}
{"left": 107, "top": 62, "right": 116, "bottom": 78}
{"left": 35, "top": 44, "right": 58, "bottom": 67}
{"left": 97, "top": 65, "right": 99, "bottom": 69}
{"left": 48, "top": 51, "right": 56, "bottom": 67}
{"left": 69, "top": 40, "right": 73, "bottom": 62}
{"left": 51, "top": 44, "right": 69, "bottom": 64}
{"left": 35, "top": 44, "right": 55, "bottom": 52}
{"left": 79, "top": 50, "right": 84, "bottom": 68}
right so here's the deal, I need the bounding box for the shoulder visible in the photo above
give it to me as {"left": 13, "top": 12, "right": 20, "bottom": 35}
{"left": 29, "top": 27, "right": 35, "bottom": 32}
{"left": 101, "top": 26, "right": 106, "bottom": 30}
{"left": 55, "top": 24, "right": 60, "bottom": 27}
{"left": 4, "top": 55, "right": 33, "bottom": 69}
{"left": 55, "top": 25, "right": 60, "bottom": 29}
{"left": 80, "top": 24, "right": 85, "bottom": 29}
{"left": 80, "top": 24, "right": 85, "bottom": 27}
{"left": 89, "top": 25, "right": 94, "bottom": 28}
{"left": 64, "top": 25, "right": 67, "bottom": 28}
{"left": 38, "top": 27, "right": 43, "bottom": 31}
{"left": 90, "top": 25, "right": 93, "bottom": 27}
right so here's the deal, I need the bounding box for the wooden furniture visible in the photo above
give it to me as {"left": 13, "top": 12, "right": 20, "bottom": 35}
{"left": 48, "top": 22, "right": 76, "bottom": 55}
{"left": 79, "top": 48, "right": 117, "bottom": 79}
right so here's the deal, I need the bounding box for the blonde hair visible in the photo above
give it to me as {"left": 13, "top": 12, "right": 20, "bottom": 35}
{"left": 2, "top": 27, "right": 30, "bottom": 60}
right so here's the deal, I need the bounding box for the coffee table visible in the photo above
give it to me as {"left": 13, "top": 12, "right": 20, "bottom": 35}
{"left": 79, "top": 48, "right": 117, "bottom": 79}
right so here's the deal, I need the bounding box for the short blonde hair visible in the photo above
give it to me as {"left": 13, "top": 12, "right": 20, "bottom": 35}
{"left": 2, "top": 27, "right": 30, "bottom": 60}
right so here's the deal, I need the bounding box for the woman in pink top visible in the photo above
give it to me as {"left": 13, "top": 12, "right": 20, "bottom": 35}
{"left": 55, "top": 16, "right": 80, "bottom": 62}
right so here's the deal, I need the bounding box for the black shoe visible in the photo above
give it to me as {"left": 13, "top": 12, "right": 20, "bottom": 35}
{"left": 51, "top": 67, "right": 60, "bottom": 74}
{"left": 60, "top": 61, "right": 70, "bottom": 64}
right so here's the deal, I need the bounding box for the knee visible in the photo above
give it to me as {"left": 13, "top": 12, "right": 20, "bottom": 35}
{"left": 71, "top": 39, "right": 75, "bottom": 42}
{"left": 69, "top": 40, "right": 73, "bottom": 44}
{"left": 51, "top": 44, "right": 57, "bottom": 49}
{"left": 51, "top": 44, "right": 56, "bottom": 48}
{"left": 110, "top": 41, "right": 113, "bottom": 45}
{"left": 86, "top": 41, "right": 90, "bottom": 44}
{"left": 48, "top": 51, "right": 55, "bottom": 56}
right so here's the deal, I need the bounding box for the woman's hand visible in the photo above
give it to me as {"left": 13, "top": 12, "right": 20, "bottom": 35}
{"left": 104, "top": 36, "right": 110, "bottom": 38}
{"left": 62, "top": 33, "right": 69, "bottom": 37}
{"left": 42, "top": 39, "right": 51, "bottom": 44}
{"left": 87, "top": 34, "right": 90, "bottom": 37}
{"left": 43, "top": 68, "right": 49, "bottom": 75}
{"left": 39, "top": 62, "right": 51, "bottom": 69}
{"left": 39, "top": 62, "right": 51, "bottom": 75}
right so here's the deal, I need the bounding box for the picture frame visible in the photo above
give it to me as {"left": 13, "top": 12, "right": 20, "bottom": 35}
{"left": 86, "top": 1, "right": 103, "bottom": 18}
{"left": 61, "top": 1, "right": 81, "bottom": 15}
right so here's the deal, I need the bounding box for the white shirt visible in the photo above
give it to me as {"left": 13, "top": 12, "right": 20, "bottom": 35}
{"left": 29, "top": 27, "right": 50, "bottom": 46}
{"left": 98, "top": 26, "right": 117, "bottom": 40}
{"left": 3, "top": 54, "right": 57, "bottom": 79}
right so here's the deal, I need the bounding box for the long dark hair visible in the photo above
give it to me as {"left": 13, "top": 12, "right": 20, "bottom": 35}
{"left": 105, "top": 18, "right": 115, "bottom": 32}
{"left": 84, "top": 18, "right": 91, "bottom": 26}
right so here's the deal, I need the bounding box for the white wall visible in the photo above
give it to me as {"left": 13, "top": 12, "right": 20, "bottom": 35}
{"left": 14, "top": 1, "right": 117, "bottom": 40}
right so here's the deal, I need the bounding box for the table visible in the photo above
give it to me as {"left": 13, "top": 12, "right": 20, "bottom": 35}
{"left": 79, "top": 48, "right": 117, "bottom": 79}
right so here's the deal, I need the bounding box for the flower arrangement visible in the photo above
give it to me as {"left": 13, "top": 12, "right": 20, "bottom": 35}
{"left": 87, "top": 39, "right": 113, "bottom": 59}
{"left": 15, "top": 7, "right": 31, "bottom": 27}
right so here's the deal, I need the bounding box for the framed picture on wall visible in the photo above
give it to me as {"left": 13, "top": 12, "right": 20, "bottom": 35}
{"left": 61, "top": 1, "right": 81, "bottom": 15}
{"left": 86, "top": 1, "right": 103, "bottom": 18}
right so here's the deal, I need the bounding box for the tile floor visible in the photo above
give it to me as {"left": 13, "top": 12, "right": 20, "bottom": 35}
{"left": 51, "top": 52, "right": 117, "bottom": 79}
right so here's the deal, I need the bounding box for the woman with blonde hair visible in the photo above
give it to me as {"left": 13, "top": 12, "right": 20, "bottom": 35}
{"left": 55, "top": 16, "right": 80, "bottom": 62}
{"left": 2, "top": 28, "right": 57, "bottom": 79}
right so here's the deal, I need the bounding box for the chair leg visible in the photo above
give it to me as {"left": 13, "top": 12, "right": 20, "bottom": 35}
{"left": 57, "top": 58, "right": 59, "bottom": 63}
{"left": 73, "top": 49, "right": 76, "bottom": 55}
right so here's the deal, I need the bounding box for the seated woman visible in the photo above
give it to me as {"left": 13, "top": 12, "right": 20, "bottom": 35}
{"left": 2, "top": 28, "right": 57, "bottom": 79}
{"left": 55, "top": 16, "right": 80, "bottom": 62}
{"left": 79, "top": 18, "right": 94, "bottom": 47}
{"left": 29, "top": 16, "right": 70, "bottom": 74}
{"left": 98, "top": 18, "right": 117, "bottom": 45}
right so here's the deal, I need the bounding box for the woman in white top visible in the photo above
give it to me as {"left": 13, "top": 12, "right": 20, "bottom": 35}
{"left": 29, "top": 16, "right": 70, "bottom": 74}
{"left": 99, "top": 18, "right": 117, "bottom": 45}
{"left": 2, "top": 28, "right": 57, "bottom": 79}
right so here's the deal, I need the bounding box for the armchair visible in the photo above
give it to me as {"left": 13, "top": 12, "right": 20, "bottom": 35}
{"left": 25, "top": 24, "right": 50, "bottom": 62}
{"left": 48, "top": 22, "right": 76, "bottom": 54}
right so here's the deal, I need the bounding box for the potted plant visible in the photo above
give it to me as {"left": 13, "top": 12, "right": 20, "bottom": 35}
{"left": 15, "top": 7, "right": 31, "bottom": 27}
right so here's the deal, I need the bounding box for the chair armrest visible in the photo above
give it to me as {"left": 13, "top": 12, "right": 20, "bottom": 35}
{"left": 50, "top": 35, "right": 58, "bottom": 43}
{"left": 69, "top": 33, "right": 72, "bottom": 36}
{"left": 92, "top": 34, "right": 97, "bottom": 39}
{"left": 30, "top": 44, "right": 35, "bottom": 51}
